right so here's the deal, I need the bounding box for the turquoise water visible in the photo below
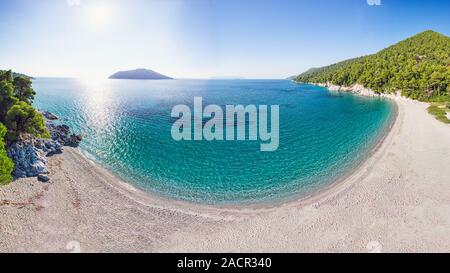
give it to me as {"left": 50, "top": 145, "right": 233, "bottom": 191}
{"left": 33, "top": 79, "right": 393, "bottom": 204}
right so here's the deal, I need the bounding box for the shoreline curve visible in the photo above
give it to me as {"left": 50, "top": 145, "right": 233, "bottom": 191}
{"left": 3, "top": 94, "right": 450, "bottom": 252}
{"left": 65, "top": 93, "right": 399, "bottom": 213}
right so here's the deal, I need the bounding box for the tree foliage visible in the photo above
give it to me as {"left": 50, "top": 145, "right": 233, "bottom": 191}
{"left": 5, "top": 101, "right": 50, "bottom": 141}
{"left": 14, "top": 76, "right": 36, "bottom": 104}
{"left": 0, "top": 123, "right": 14, "bottom": 185}
{"left": 0, "top": 70, "right": 47, "bottom": 140}
{"left": 0, "top": 80, "right": 18, "bottom": 123}
{"left": 0, "top": 70, "right": 49, "bottom": 183}
{"left": 295, "top": 31, "right": 450, "bottom": 101}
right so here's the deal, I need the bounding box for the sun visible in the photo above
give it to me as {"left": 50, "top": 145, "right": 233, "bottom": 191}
{"left": 86, "top": 3, "right": 114, "bottom": 29}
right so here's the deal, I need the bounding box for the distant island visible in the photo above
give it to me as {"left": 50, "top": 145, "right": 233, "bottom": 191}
{"left": 109, "top": 68, "right": 173, "bottom": 80}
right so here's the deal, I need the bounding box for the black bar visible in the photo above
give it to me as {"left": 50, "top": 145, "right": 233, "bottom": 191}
{"left": 0, "top": 253, "right": 448, "bottom": 272}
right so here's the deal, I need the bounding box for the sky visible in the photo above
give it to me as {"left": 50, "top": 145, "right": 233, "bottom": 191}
{"left": 0, "top": 0, "right": 449, "bottom": 79}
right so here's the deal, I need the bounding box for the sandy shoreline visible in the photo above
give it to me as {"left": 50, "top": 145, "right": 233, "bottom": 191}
{"left": 1, "top": 97, "right": 450, "bottom": 252}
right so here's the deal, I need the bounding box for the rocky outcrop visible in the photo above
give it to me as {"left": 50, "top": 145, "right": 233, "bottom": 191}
{"left": 7, "top": 111, "right": 82, "bottom": 181}
{"left": 7, "top": 141, "right": 49, "bottom": 178}
{"left": 309, "top": 82, "right": 407, "bottom": 99}
{"left": 7, "top": 137, "right": 66, "bottom": 179}
{"left": 310, "top": 82, "right": 378, "bottom": 97}
{"left": 46, "top": 123, "right": 83, "bottom": 148}
{"left": 41, "top": 111, "right": 59, "bottom": 120}
{"left": 65, "top": 134, "right": 83, "bottom": 147}
{"left": 34, "top": 138, "right": 63, "bottom": 156}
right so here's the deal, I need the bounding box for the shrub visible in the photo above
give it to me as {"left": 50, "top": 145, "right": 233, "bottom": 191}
{"left": 0, "top": 123, "right": 14, "bottom": 185}
{"left": 5, "top": 101, "right": 50, "bottom": 141}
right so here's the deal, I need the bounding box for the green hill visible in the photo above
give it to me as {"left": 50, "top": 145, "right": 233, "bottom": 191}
{"left": 0, "top": 70, "right": 33, "bottom": 80}
{"left": 295, "top": 30, "right": 450, "bottom": 101}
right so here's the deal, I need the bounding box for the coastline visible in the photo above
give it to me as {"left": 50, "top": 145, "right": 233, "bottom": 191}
{"left": 163, "top": 96, "right": 450, "bottom": 252}
{"left": 74, "top": 100, "right": 397, "bottom": 211}
{"left": 1, "top": 90, "right": 450, "bottom": 252}
{"left": 32, "top": 82, "right": 399, "bottom": 211}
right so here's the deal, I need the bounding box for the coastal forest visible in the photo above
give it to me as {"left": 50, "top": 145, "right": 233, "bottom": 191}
{"left": 295, "top": 31, "right": 450, "bottom": 101}
{"left": 0, "top": 70, "right": 49, "bottom": 185}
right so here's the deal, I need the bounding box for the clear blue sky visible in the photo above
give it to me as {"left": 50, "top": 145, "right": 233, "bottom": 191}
{"left": 0, "top": 0, "right": 449, "bottom": 79}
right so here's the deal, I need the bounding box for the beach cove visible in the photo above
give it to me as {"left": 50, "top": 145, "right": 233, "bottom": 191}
{"left": 1, "top": 91, "right": 450, "bottom": 252}
{"left": 22, "top": 79, "right": 394, "bottom": 204}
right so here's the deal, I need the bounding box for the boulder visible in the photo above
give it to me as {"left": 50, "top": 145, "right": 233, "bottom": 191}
{"left": 37, "top": 174, "right": 50, "bottom": 183}
{"left": 65, "top": 134, "right": 83, "bottom": 147}
{"left": 46, "top": 123, "right": 82, "bottom": 147}
{"left": 41, "top": 111, "right": 59, "bottom": 120}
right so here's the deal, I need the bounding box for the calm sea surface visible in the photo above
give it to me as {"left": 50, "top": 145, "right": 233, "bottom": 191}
{"left": 33, "top": 79, "right": 393, "bottom": 204}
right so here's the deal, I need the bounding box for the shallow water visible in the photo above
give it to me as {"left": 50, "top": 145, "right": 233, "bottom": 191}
{"left": 33, "top": 79, "right": 393, "bottom": 204}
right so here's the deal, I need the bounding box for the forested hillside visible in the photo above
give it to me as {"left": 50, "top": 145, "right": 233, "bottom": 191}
{"left": 295, "top": 31, "right": 450, "bottom": 101}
